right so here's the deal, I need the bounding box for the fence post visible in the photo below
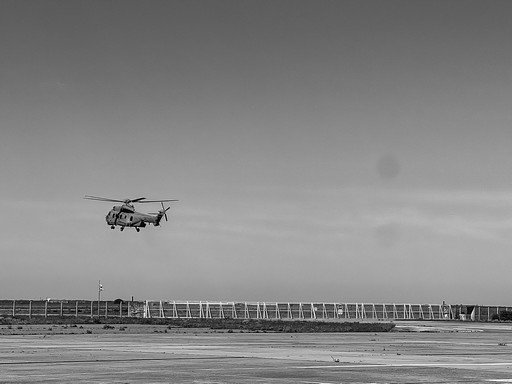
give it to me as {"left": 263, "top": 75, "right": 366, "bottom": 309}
{"left": 105, "top": 301, "right": 108, "bottom": 318}
{"left": 45, "top": 301, "right": 48, "bottom": 318}
{"left": 29, "top": 301, "right": 32, "bottom": 318}
{"left": 60, "top": 302, "right": 63, "bottom": 317}
{"left": 76, "top": 301, "right": 78, "bottom": 318}
{"left": 12, "top": 300, "right": 15, "bottom": 317}
{"left": 90, "top": 301, "right": 93, "bottom": 318}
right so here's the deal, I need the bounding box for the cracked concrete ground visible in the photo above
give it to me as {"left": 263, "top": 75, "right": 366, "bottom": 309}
{"left": 2, "top": 321, "right": 512, "bottom": 383}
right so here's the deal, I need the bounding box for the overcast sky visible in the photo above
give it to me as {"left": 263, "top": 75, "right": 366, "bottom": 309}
{"left": 1, "top": 0, "right": 512, "bottom": 304}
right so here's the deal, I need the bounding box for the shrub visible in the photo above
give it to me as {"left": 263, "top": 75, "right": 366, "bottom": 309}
{"left": 497, "top": 311, "right": 512, "bottom": 321}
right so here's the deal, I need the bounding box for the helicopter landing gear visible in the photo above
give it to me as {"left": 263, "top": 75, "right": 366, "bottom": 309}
{"left": 135, "top": 228, "right": 140, "bottom": 232}
{"left": 120, "top": 227, "right": 124, "bottom": 232}
{"left": 110, "top": 226, "right": 115, "bottom": 229}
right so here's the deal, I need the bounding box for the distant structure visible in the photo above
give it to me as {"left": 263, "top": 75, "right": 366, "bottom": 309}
{"left": 0, "top": 300, "right": 507, "bottom": 322}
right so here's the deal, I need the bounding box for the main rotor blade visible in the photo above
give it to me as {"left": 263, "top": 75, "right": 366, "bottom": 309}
{"left": 137, "top": 199, "right": 179, "bottom": 203}
{"left": 84, "top": 195, "right": 125, "bottom": 203}
{"left": 85, "top": 195, "right": 178, "bottom": 204}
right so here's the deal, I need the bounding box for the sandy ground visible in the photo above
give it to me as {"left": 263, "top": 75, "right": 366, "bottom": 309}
{"left": 2, "top": 321, "right": 512, "bottom": 383}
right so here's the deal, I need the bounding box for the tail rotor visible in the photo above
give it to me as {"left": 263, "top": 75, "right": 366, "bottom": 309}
{"left": 160, "top": 202, "right": 170, "bottom": 222}
{"left": 153, "top": 202, "right": 171, "bottom": 226}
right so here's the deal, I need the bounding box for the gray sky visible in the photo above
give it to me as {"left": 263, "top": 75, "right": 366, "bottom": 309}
{"left": 1, "top": 0, "right": 512, "bottom": 304}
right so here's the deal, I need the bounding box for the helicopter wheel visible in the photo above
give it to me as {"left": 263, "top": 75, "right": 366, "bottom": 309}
{"left": 135, "top": 228, "right": 140, "bottom": 232}
{"left": 120, "top": 227, "right": 124, "bottom": 232}
{"left": 110, "top": 226, "right": 115, "bottom": 229}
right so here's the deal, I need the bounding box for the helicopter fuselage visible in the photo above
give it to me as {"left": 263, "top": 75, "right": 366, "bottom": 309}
{"left": 106, "top": 204, "right": 163, "bottom": 231}
{"left": 84, "top": 195, "right": 175, "bottom": 232}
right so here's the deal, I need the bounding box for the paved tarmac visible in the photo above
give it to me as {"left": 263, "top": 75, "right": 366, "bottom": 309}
{"left": 2, "top": 321, "right": 512, "bottom": 383}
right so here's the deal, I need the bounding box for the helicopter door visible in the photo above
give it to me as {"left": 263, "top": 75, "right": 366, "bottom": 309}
{"left": 106, "top": 211, "right": 115, "bottom": 225}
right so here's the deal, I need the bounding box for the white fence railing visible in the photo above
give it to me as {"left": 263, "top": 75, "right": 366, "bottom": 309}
{"left": 143, "top": 301, "right": 502, "bottom": 321}
{"left": 1, "top": 300, "right": 508, "bottom": 322}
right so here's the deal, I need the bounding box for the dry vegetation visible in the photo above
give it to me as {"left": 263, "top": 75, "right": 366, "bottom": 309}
{"left": 0, "top": 316, "right": 395, "bottom": 335}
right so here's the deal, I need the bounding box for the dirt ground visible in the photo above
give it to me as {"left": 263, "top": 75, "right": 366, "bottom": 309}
{"left": 2, "top": 321, "right": 512, "bottom": 383}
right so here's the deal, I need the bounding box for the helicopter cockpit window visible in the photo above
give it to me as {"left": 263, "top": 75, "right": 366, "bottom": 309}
{"left": 130, "top": 216, "right": 133, "bottom": 221}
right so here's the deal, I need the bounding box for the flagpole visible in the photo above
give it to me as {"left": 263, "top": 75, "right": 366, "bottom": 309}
{"left": 98, "top": 280, "right": 103, "bottom": 317}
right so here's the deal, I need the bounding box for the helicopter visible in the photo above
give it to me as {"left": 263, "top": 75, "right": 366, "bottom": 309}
{"left": 84, "top": 195, "right": 178, "bottom": 232}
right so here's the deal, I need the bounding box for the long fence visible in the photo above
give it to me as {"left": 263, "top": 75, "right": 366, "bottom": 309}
{"left": 1, "top": 300, "right": 510, "bottom": 322}
{"left": 0, "top": 300, "right": 144, "bottom": 319}
{"left": 143, "top": 301, "right": 508, "bottom": 322}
